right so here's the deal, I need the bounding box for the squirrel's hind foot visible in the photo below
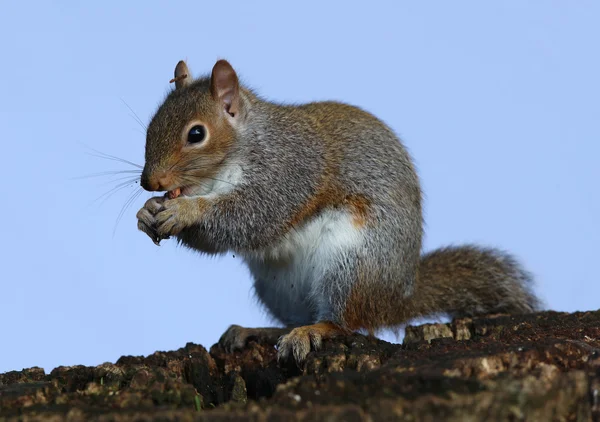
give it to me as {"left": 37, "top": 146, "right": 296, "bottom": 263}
{"left": 276, "top": 322, "right": 348, "bottom": 364}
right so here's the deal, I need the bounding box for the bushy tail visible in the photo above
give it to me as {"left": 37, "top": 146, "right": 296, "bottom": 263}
{"left": 407, "top": 245, "right": 541, "bottom": 320}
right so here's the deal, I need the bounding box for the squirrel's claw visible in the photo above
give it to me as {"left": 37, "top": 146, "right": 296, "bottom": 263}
{"left": 276, "top": 322, "right": 346, "bottom": 365}
{"left": 152, "top": 234, "right": 170, "bottom": 246}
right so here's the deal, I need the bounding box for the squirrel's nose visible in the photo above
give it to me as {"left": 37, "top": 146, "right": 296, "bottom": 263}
{"left": 140, "top": 169, "right": 160, "bottom": 191}
{"left": 140, "top": 170, "right": 172, "bottom": 192}
{"left": 140, "top": 176, "right": 157, "bottom": 192}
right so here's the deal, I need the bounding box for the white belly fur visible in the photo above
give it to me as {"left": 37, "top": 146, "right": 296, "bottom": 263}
{"left": 241, "top": 209, "right": 364, "bottom": 325}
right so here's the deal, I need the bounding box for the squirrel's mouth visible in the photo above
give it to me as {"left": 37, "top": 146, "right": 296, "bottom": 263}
{"left": 167, "top": 185, "right": 204, "bottom": 199}
{"left": 167, "top": 188, "right": 181, "bottom": 199}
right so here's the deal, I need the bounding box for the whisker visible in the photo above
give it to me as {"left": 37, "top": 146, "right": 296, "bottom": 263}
{"left": 164, "top": 155, "right": 240, "bottom": 189}
{"left": 71, "top": 170, "right": 142, "bottom": 180}
{"left": 177, "top": 173, "right": 231, "bottom": 186}
{"left": 179, "top": 173, "right": 237, "bottom": 187}
{"left": 127, "top": 112, "right": 146, "bottom": 130}
{"left": 113, "top": 187, "right": 144, "bottom": 236}
{"left": 166, "top": 152, "right": 248, "bottom": 189}
{"left": 79, "top": 142, "right": 143, "bottom": 169}
{"left": 176, "top": 176, "right": 219, "bottom": 192}
{"left": 167, "top": 152, "right": 186, "bottom": 173}
{"left": 96, "top": 175, "right": 141, "bottom": 187}
{"left": 131, "top": 127, "right": 146, "bottom": 136}
{"left": 120, "top": 98, "right": 148, "bottom": 131}
{"left": 85, "top": 152, "right": 143, "bottom": 169}
{"left": 88, "top": 179, "right": 141, "bottom": 209}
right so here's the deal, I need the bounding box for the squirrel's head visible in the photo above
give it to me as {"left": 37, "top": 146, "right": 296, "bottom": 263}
{"left": 141, "top": 59, "right": 245, "bottom": 197}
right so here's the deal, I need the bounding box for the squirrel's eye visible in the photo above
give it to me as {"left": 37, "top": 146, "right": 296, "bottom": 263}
{"left": 187, "top": 125, "right": 207, "bottom": 144}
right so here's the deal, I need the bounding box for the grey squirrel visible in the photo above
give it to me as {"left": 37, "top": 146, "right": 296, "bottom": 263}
{"left": 136, "top": 59, "right": 540, "bottom": 363}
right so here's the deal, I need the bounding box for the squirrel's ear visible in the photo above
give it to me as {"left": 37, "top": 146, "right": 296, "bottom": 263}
{"left": 210, "top": 60, "right": 240, "bottom": 118}
{"left": 171, "top": 60, "right": 191, "bottom": 90}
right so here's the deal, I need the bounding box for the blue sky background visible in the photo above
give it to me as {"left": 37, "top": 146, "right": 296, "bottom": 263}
{"left": 0, "top": 2, "right": 598, "bottom": 373}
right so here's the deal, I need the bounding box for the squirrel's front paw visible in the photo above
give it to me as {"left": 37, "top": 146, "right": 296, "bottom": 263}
{"left": 155, "top": 197, "right": 200, "bottom": 238}
{"left": 136, "top": 196, "right": 167, "bottom": 245}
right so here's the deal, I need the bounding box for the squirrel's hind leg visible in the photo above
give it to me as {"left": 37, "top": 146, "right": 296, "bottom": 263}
{"left": 218, "top": 325, "right": 292, "bottom": 352}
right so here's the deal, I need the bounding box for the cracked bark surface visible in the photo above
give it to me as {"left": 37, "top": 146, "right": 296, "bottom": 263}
{"left": 1, "top": 310, "right": 599, "bottom": 421}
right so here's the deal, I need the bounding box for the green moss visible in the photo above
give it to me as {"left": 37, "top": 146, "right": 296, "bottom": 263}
{"left": 194, "top": 394, "right": 202, "bottom": 411}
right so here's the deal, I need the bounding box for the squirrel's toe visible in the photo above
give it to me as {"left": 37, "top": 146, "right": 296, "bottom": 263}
{"left": 277, "top": 322, "right": 346, "bottom": 364}
{"left": 276, "top": 327, "right": 323, "bottom": 364}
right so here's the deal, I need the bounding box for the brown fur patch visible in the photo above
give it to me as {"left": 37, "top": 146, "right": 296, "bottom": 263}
{"left": 343, "top": 282, "right": 377, "bottom": 331}
{"left": 287, "top": 183, "right": 344, "bottom": 228}
{"left": 343, "top": 271, "right": 407, "bottom": 332}
{"left": 289, "top": 189, "right": 371, "bottom": 230}
{"left": 345, "top": 194, "right": 370, "bottom": 228}
{"left": 285, "top": 115, "right": 371, "bottom": 230}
